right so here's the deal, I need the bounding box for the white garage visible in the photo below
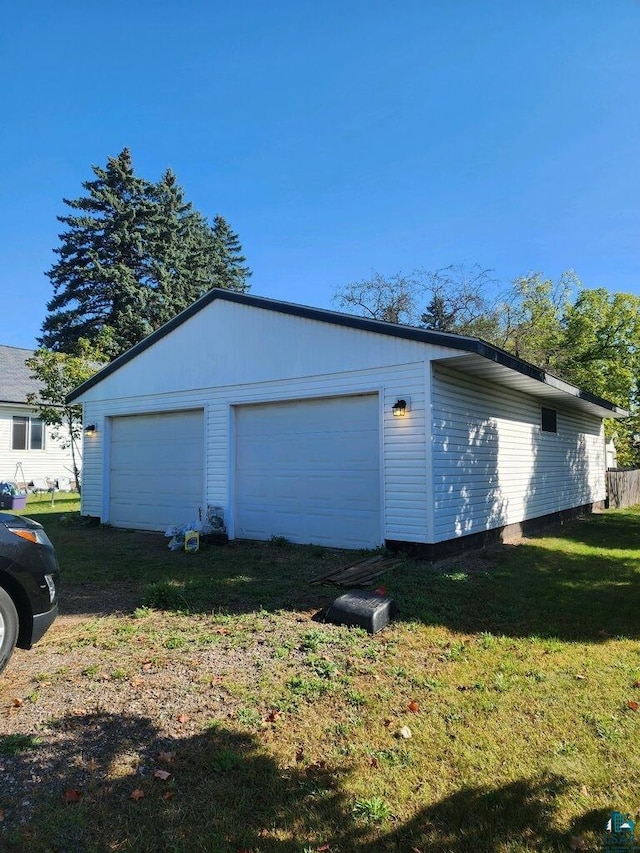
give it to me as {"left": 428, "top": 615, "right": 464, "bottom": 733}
{"left": 69, "top": 289, "right": 626, "bottom": 554}
{"left": 109, "top": 410, "right": 204, "bottom": 531}
{"left": 234, "top": 395, "right": 381, "bottom": 548}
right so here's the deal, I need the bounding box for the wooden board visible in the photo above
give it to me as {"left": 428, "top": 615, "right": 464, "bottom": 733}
{"left": 311, "top": 555, "right": 400, "bottom": 588}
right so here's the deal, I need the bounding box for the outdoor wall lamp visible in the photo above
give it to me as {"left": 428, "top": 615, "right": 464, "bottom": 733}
{"left": 84, "top": 424, "right": 97, "bottom": 436}
{"left": 392, "top": 399, "right": 407, "bottom": 418}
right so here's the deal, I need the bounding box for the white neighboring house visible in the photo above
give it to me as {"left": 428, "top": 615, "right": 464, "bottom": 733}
{"left": 0, "top": 345, "right": 78, "bottom": 489}
{"left": 67, "top": 290, "right": 628, "bottom": 555}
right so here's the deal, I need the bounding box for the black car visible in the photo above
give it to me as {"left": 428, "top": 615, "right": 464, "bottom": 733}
{"left": 0, "top": 512, "right": 60, "bottom": 673}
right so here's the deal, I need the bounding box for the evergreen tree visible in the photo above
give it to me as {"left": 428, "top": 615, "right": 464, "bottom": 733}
{"left": 40, "top": 149, "right": 251, "bottom": 358}
{"left": 144, "top": 169, "right": 218, "bottom": 329}
{"left": 208, "top": 215, "right": 252, "bottom": 293}
{"left": 41, "top": 149, "right": 152, "bottom": 357}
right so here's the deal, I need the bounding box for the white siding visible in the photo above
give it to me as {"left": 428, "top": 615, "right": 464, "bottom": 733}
{"left": 77, "top": 301, "right": 445, "bottom": 403}
{"left": 74, "top": 296, "right": 612, "bottom": 547}
{"left": 80, "top": 361, "right": 431, "bottom": 544}
{"left": 431, "top": 365, "right": 606, "bottom": 542}
{"left": 0, "top": 405, "right": 79, "bottom": 486}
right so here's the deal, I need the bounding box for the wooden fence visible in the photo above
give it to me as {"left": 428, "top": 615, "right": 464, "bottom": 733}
{"left": 607, "top": 468, "right": 640, "bottom": 509}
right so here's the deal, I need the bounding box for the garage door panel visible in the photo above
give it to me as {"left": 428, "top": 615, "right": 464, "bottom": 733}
{"left": 110, "top": 411, "right": 204, "bottom": 531}
{"left": 235, "top": 395, "right": 381, "bottom": 549}
{"left": 239, "top": 431, "right": 376, "bottom": 460}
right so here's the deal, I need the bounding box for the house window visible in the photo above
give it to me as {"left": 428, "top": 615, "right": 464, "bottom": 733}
{"left": 541, "top": 407, "right": 557, "bottom": 433}
{"left": 12, "top": 416, "right": 45, "bottom": 450}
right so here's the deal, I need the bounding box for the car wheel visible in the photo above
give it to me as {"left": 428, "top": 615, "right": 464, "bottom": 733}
{"left": 0, "top": 587, "right": 19, "bottom": 674}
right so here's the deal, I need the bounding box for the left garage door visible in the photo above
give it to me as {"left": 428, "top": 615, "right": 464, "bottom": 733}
{"left": 109, "top": 410, "right": 204, "bottom": 531}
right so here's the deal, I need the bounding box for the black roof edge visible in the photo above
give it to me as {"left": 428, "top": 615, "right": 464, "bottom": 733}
{"left": 66, "top": 288, "right": 627, "bottom": 416}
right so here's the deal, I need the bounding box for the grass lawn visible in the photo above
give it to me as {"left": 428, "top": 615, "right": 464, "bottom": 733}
{"left": 2, "top": 496, "right": 640, "bottom": 852}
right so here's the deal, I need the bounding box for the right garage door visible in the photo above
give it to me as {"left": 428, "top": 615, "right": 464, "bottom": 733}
{"left": 235, "top": 395, "right": 381, "bottom": 549}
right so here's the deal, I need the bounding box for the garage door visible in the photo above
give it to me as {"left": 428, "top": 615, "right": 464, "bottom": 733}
{"left": 109, "top": 410, "right": 204, "bottom": 531}
{"left": 235, "top": 395, "right": 381, "bottom": 549}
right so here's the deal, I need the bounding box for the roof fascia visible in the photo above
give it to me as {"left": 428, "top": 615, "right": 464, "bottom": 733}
{"left": 65, "top": 289, "right": 627, "bottom": 418}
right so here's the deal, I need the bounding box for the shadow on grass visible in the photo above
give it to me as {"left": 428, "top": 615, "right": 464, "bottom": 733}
{"left": 546, "top": 508, "right": 640, "bottom": 553}
{"left": 29, "top": 505, "right": 640, "bottom": 642}
{"left": 394, "top": 525, "right": 640, "bottom": 642}
{"left": 0, "top": 711, "right": 608, "bottom": 852}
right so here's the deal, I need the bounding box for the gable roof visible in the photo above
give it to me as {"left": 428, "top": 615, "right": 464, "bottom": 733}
{"left": 66, "top": 289, "right": 628, "bottom": 420}
{"left": 0, "top": 345, "right": 41, "bottom": 405}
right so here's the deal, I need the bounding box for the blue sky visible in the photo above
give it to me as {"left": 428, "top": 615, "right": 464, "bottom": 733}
{"left": 1, "top": 1, "right": 639, "bottom": 348}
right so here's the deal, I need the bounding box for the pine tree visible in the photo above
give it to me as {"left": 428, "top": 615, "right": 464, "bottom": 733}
{"left": 208, "top": 215, "right": 252, "bottom": 293}
{"left": 40, "top": 150, "right": 251, "bottom": 358}
{"left": 41, "top": 149, "right": 152, "bottom": 356}
{"left": 144, "top": 169, "right": 216, "bottom": 329}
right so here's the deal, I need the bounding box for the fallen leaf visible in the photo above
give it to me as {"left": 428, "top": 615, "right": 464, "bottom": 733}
{"left": 370, "top": 757, "right": 379, "bottom": 768}
{"left": 163, "top": 790, "right": 175, "bottom": 801}
{"left": 131, "top": 678, "right": 145, "bottom": 687}
{"left": 628, "top": 700, "right": 639, "bottom": 711}
{"left": 64, "top": 788, "right": 83, "bottom": 803}
{"left": 154, "top": 769, "right": 171, "bottom": 781}
{"left": 130, "top": 789, "right": 145, "bottom": 801}
{"left": 157, "top": 751, "right": 175, "bottom": 763}
{"left": 383, "top": 718, "right": 392, "bottom": 728}
{"left": 398, "top": 726, "right": 412, "bottom": 740}
{"left": 407, "top": 700, "right": 420, "bottom": 713}
{"left": 633, "top": 680, "right": 640, "bottom": 689}
{"left": 374, "top": 586, "right": 387, "bottom": 596}
{"left": 264, "top": 710, "right": 281, "bottom": 723}
{"left": 295, "top": 747, "right": 305, "bottom": 763}
{"left": 176, "top": 714, "right": 190, "bottom": 725}
{"left": 317, "top": 845, "right": 331, "bottom": 851}
{"left": 0, "top": 808, "right": 5, "bottom": 822}
{"left": 12, "top": 698, "right": 23, "bottom": 708}
{"left": 142, "top": 662, "right": 154, "bottom": 672}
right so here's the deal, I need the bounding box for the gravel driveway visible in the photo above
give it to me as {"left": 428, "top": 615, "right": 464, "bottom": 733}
{"left": 0, "top": 582, "right": 272, "bottom": 834}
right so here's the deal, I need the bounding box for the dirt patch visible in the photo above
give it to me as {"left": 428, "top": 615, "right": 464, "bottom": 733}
{"left": 0, "top": 583, "right": 274, "bottom": 832}
{"left": 59, "top": 581, "right": 143, "bottom": 620}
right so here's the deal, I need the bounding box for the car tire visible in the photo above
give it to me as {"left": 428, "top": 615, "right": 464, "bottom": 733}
{"left": 0, "top": 587, "right": 19, "bottom": 674}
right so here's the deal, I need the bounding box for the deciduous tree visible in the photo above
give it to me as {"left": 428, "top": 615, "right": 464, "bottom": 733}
{"left": 332, "top": 272, "right": 420, "bottom": 324}
{"left": 25, "top": 340, "right": 105, "bottom": 493}
{"left": 334, "top": 266, "right": 640, "bottom": 464}
{"left": 560, "top": 288, "right": 640, "bottom": 465}
{"left": 420, "top": 264, "right": 500, "bottom": 340}
{"left": 496, "top": 271, "right": 574, "bottom": 370}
